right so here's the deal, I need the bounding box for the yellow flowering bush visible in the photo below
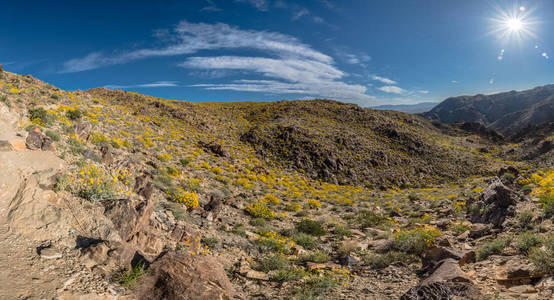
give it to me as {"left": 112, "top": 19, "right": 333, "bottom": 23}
{"left": 246, "top": 201, "right": 275, "bottom": 219}
{"left": 256, "top": 230, "right": 295, "bottom": 253}
{"left": 168, "top": 187, "right": 199, "bottom": 209}
{"left": 393, "top": 224, "right": 442, "bottom": 255}
{"left": 263, "top": 193, "right": 280, "bottom": 205}
{"left": 9, "top": 88, "right": 19, "bottom": 94}
{"left": 307, "top": 199, "right": 321, "bottom": 209}
{"left": 72, "top": 163, "right": 114, "bottom": 202}
{"left": 156, "top": 153, "right": 172, "bottom": 162}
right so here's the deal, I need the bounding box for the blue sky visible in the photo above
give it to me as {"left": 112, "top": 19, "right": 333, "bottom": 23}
{"left": 1, "top": 0, "right": 552, "bottom": 106}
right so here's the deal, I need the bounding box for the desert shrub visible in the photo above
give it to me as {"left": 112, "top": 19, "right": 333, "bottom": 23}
{"left": 517, "top": 210, "right": 536, "bottom": 229}
{"left": 362, "top": 251, "right": 418, "bottom": 269}
{"left": 296, "top": 219, "right": 326, "bottom": 236}
{"left": 167, "top": 186, "right": 199, "bottom": 209}
{"left": 75, "top": 164, "right": 114, "bottom": 202}
{"left": 293, "top": 233, "right": 319, "bottom": 249}
{"left": 476, "top": 237, "right": 512, "bottom": 261}
{"left": 201, "top": 237, "right": 219, "bottom": 249}
{"left": 54, "top": 174, "right": 71, "bottom": 192}
{"left": 153, "top": 174, "right": 172, "bottom": 191}
{"left": 249, "top": 217, "right": 268, "bottom": 227}
{"left": 285, "top": 202, "right": 302, "bottom": 212}
{"left": 66, "top": 109, "right": 82, "bottom": 120}
{"left": 45, "top": 130, "right": 60, "bottom": 142}
{"left": 307, "top": 199, "right": 322, "bottom": 209}
{"left": 332, "top": 224, "right": 353, "bottom": 239}
{"left": 529, "top": 235, "right": 553, "bottom": 274}
{"left": 449, "top": 221, "right": 470, "bottom": 235}
{"left": 182, "top": 178, "right": 202, "bottom": 193}
{"left": 299, "top": 251, "right": 330, "bottom": 263}
{"left": 162, "top": 201, "right": 188, "bottom": 221}
{"left": 392, "top": 225, "right": 442, "bottom": 255}
{"left": 516, "top": 232, "right": 542, "bottom": 254}
{"left": 0, "top": 95, "right": 9, "bottom": 107}
{"left": 258, "top": 253, "right": 289, "bottom": 272}
{"left": 231, "top": 224, "right": 246, "bottom": 237}
{"left": 111, "top": 261, "right": 147, "bottom": 287}
{"left": 408, "top": 193, "right": 419, "bottom": 201}
{"left": 246, "top": 201, "right": 275, "bottom": 219}
{"left": 357, "top": 210, "right": 389, "bottom": 229}
{"left": 540, "top": 195, "right": 554, "bottom": 217}
{"left": 293, "top": 276, "right": 337, "bottom": 299}
{"left": 255, "top": 230, "right": 294, "bottom": 253}
{"left": 179, "top": 158, "right": 191, "bottom": 167}
{"left": 28, "top": 107, "right": 51, "bottom": 126}
{"left": 270, "top": 267, "right": 306, "bottom": 282}
{"left": 156, "top": 153, "right": 172, "bottom": 162}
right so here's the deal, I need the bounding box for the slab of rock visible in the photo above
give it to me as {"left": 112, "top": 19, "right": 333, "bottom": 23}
{"left": 0, "top": 140, "right": 14, "bottom": 151}
{"left": 401, "top": 259, "right": 482, "bottom": 300}
{"left": 136, "top": 252, "right": 243, "bottom": 300}
{"left": 25, "top": 130, "right": 44, "bottom": 150}
{"left": 496, "top": 257, "right": 544, "bottom": 283}
{"left": 469, "top": 223, "right": 491, "bottom": 238}
{"left": 468, "top": 178, "right": 518, "bottom": 228}
{"left": 422, "top": 246, "right": 475, "bottom": 270}
{"left": 246, "top": 270, "right": 269, "bottom": 281}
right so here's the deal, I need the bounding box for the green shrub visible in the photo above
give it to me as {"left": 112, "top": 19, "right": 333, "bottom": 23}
{"left": 179, "top": 158, "right": 191, "bottom": 167}
{"left": 392, "top": 226, "right": 442, "bottom": 255}
{"left": 357, "top": 210, "right": 389, "bottom": 229}
{"left": 529, "top": 235, "right": 553, "bottom": 274}
{"left": 66, "top": 109, "right": 82, "bottom": 120}
{"left": 296, "top": 219, "right": 326, "bottom": 236}
{"left": 45, "top": 130, "right": 60, "bottom": 142}
{"left": 270, "top": 267, "right": 306, "bottom": 282}
{"left": 299, "top": 251, "right": 330, "bottom": 263}
{"left": 78, "top": 182, "right": 114, "bottom": 203}
{"left": 293, "top": 233, "right": 319, "bottom": 249}
{"left": 111, "top": 261, "right": 147, "bottom": 287}
{"left": 28, "top": 107, "right": 51, "bottom": 125}
{"left": 293, "top": 276, "right": 337, "bottom": 299}
{"left": 476, "top": 237, "right": 512, "bottom": 261}
{"left": 517, "top": 210, "right": 535, "bottom": 229}
{"left": 362, "top": 251, "right": 418, "bottom": 269}
{"left": 516, "top": 232, "right": 542, "bottom": 254}
{"left": 258, "top": 254, "right": 289, "bottom": 273}
{"left": 249, "top": 217, "right": 268, "bottom": 227}
{"left": 54, "top": 174, "right": 71, "bottom": 192}
{"left": 332, "top": 224, "right": 353, "bottom": 239}
{"left": 540, "top": 195, "right": 554, "bottom": 217}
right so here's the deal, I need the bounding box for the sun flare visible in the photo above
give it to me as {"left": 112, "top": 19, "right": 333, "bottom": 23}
{"left": 506, "top": 18, "right": 523, "bottom": 32}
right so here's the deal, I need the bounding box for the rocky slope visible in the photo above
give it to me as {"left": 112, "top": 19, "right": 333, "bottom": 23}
{"left": 423, "top": 84, "right": 554, "bottom": 135}
{"left": 0, "top": 68, "right": 552, "bottom": 300}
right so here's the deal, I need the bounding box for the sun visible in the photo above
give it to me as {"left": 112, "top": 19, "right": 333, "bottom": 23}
{"left": 488, "top": 3, "right": 537, "bottom": 42}
{"left": 506, "top": 18, "right": 523, "bottom": 32}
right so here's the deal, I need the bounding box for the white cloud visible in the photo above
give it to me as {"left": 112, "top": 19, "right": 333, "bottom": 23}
{"left": 293, "top": 8, "right": 310, "bottom": 20}
{"left": 104, "top": 81, "right": 178, "bottom": 89}
{"left": 378, "top": 86, "right": 407, "bottom": 94}
{"left": 417, "top": 90, "right": 430, "bottom": 94}
{"left": 371, "top": 75, "right": 397, "bottom": 85}
{"left": 183, "top": 56, "right": 374, "bottom": 103}
{"left": 61, "top": 20, "right": 333, "bottom": 73}
{"left": 235, "top": 0, "right": 268, "bottom": 11}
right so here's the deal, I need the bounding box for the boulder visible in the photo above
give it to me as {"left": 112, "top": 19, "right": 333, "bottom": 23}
{"left": 74, "top": 122, "right": 92, "bottom": 141}
{"left": 496, "top": 257, "right": 544, "bottom": 283}
{"left": 134, "top": 173, "right": 153, "bottom": 200}
{"left": 103, "top": 198, "right": 153, "bottom": 243}
{"left": 468, "top": 178, "right": 518, "bottom": 228}
{"left": 135, "top": 252, "right": 242, "bottom": 300}
{"left": 422, "top": 246, "right": 475, "bottom": 271}
{"left": 198, "top": 141, "right": 226, "bottom": 157}
{"left": 469, "top": 223, "right": 491, "bottom": 238}
{"left": 25, "top": 130, "right": 44, "bottom": 150}
{"left": 401, "top": 259, "right": 482, "bottom": 300}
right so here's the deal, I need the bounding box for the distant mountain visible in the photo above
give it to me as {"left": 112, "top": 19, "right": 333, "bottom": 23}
{"left": 371, "top": 102, "right": 438, "bottom": 114}
{"left": 423, "top": 84, "right": 554, "bottom": 135}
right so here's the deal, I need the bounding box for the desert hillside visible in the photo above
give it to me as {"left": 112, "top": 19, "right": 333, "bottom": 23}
{"left": 0, "top": 69, "right": 552, "bottom": 299}
{"left": 423, "top": 84, "right": 554, "bottom": 135}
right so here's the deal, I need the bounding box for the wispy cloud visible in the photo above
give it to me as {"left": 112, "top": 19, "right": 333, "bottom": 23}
{"left": 62, "top": 20, "right": 375, "bottom": 104}
{"left": 292, "top": 8, "right": 310, "bottom": 20}
{"left": 417, "top": 90, "right": 430, "bottom": 94}
{"left": 235, "top": 0, "right": 268, "bottom": 11}
{"left": 61, "top": 20, "right": 332, "bottom": 73}
{"left": 372, "top": 75, "right": 397, "bottom": 85}
{"left": 378, "top": 86, "right": 407, "bottom": 94}
{"left": 104, "top": 81, "right": 178, "bottom": 89}
{"left": 202, "top": 0, "right": 221, "bottom": 11}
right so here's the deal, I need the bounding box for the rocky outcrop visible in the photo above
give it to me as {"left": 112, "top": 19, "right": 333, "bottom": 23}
{"left": 198, "top": 141, "right": 227, "bottom": 157}
{"left": 136, "top": 252, "right": 243, "bottom": 300}
{"left": 401, "top": 259, "right": 482, "bottom": 300}
{"left": 25, "top": 128, "right": 56, "bottom": 151}
{"left": 468, "top": 178, "right": 519, "bottom": 228}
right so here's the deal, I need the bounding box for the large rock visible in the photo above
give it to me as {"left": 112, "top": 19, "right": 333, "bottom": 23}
{"left": 136, "top": 252, "right": 242, "bottom": 300}
{"left": 74, "top": 122, "right": 92, "bottom": 141}
{"left": 422, "top": 246, "right": 475, "bottom": 271}
{"left": 401, "top": 259, "right": 482, "bottom": 300}
{"left": 496, "top": 257, "right": 544, "bottom": 283}
{"left": 25, "top": 129, "right": 44, "bottom": 150}
{"left": 468, "top": 178, "right": 518, "bottom": 228}
{"left": 103, "top": 197, "right": 153, "bottom": 243}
